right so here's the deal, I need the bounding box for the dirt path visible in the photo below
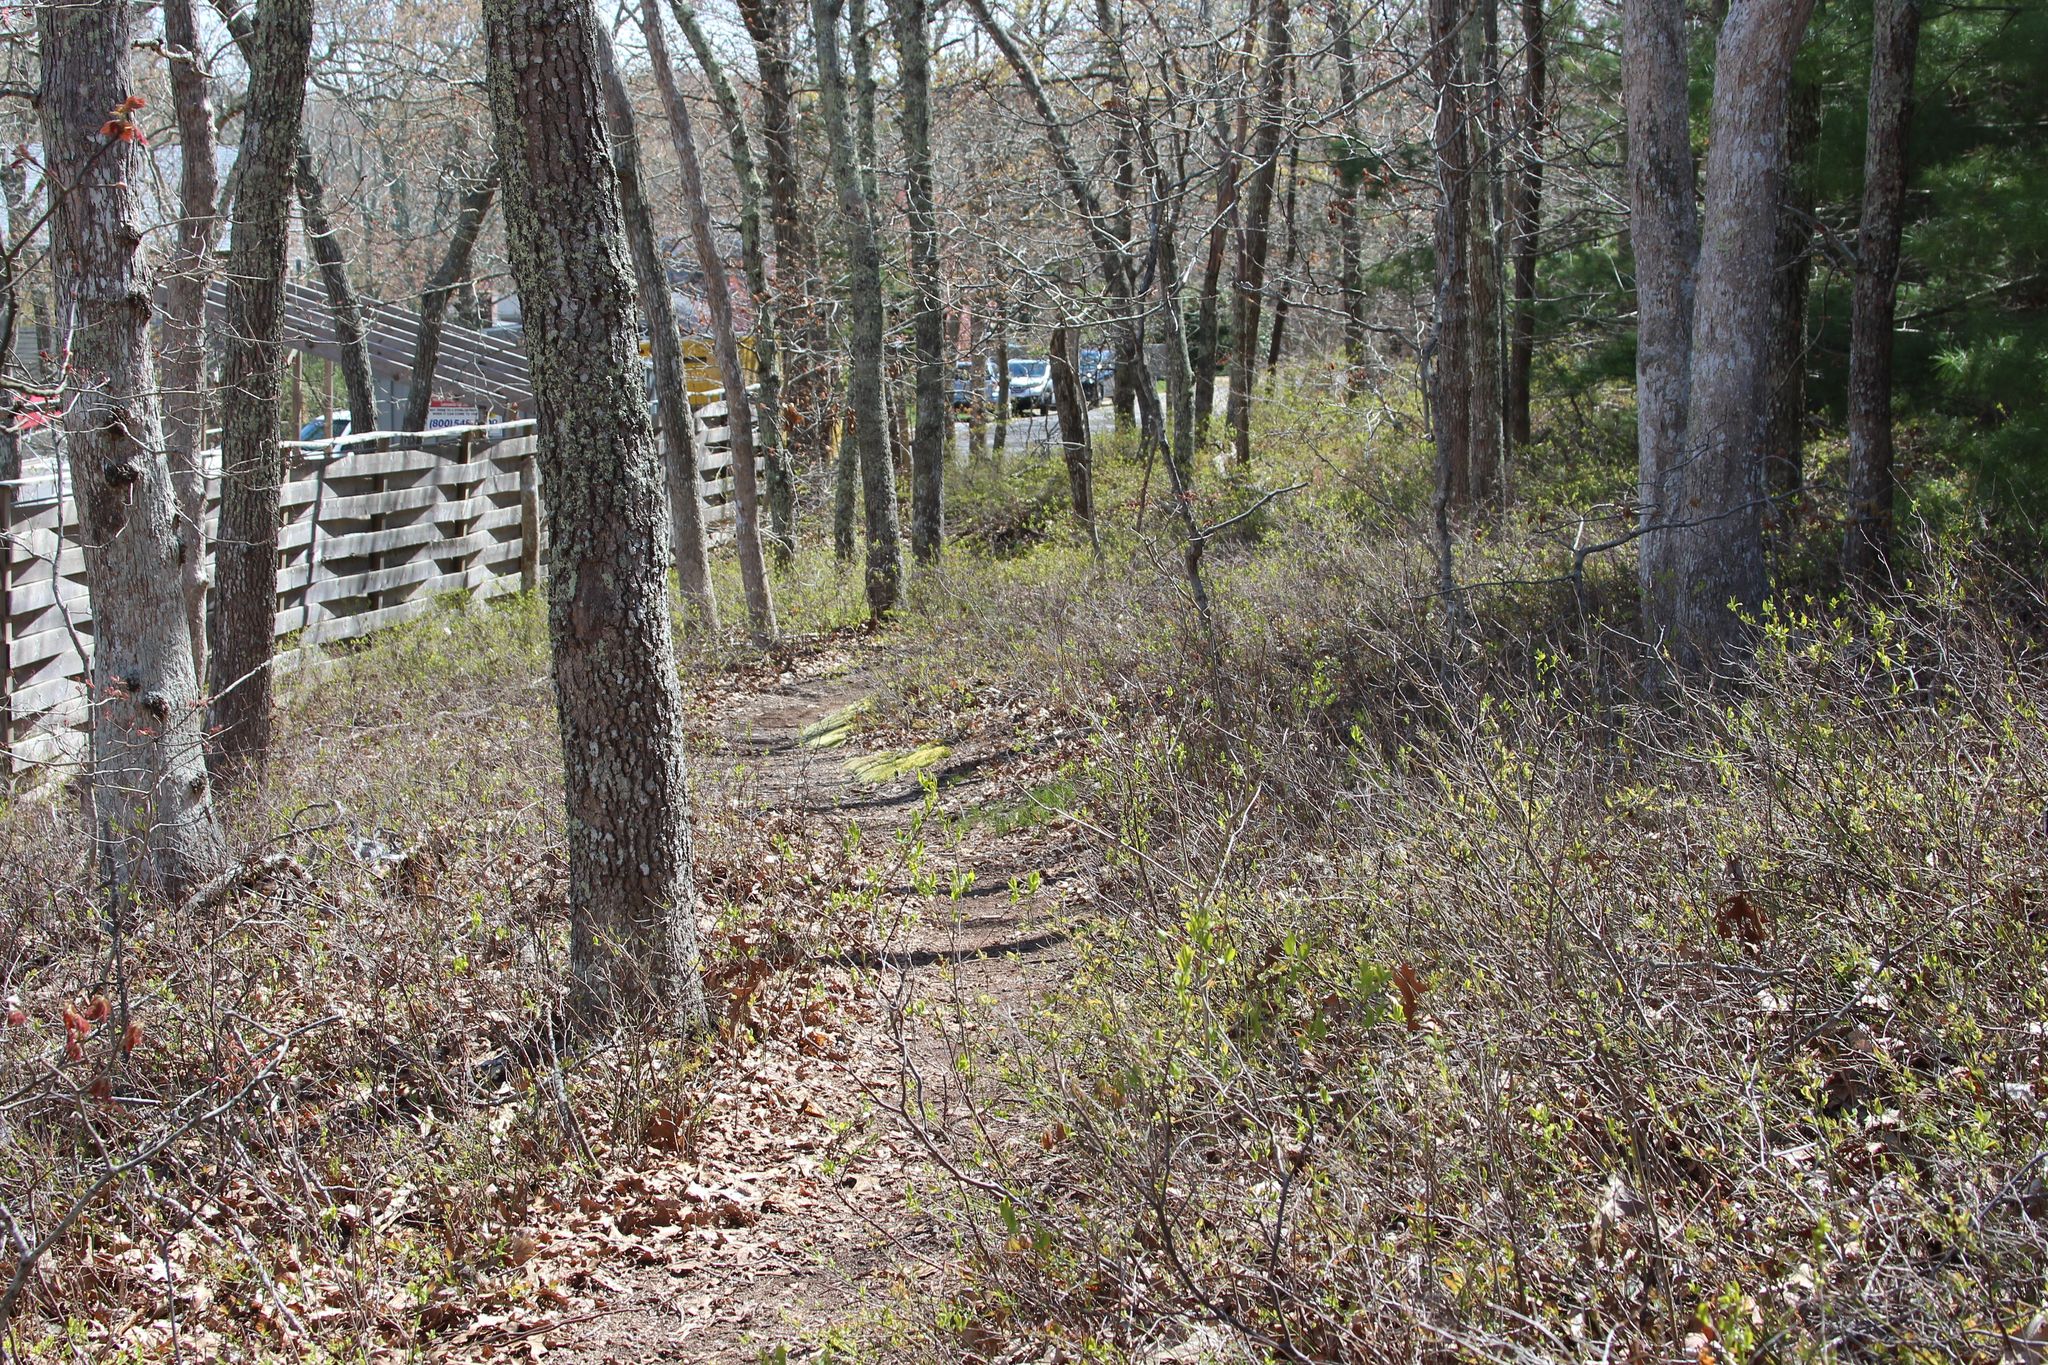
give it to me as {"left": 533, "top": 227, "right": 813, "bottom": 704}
{"left": 493, "top": 647, "right": 1091, "bottom": 1363}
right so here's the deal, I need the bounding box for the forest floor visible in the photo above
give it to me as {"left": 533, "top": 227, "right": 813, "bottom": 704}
{"left": 504, "top": 641, "right": 1096, "bottom": 1363}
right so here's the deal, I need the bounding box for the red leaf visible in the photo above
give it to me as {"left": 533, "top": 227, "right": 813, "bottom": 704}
{"left": 1393, "top": 962, "right": 1426, "bottom": 1032}
{"left": 122, "top": 1021, "right": 144, "bottom": 1054}
{"left": 83, "top": 995, "right": 110, "bottom": 1023}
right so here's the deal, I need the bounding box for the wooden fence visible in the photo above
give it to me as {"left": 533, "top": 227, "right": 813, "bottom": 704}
{"left": 1, "top": 407, "right": 740, "bottom": 779}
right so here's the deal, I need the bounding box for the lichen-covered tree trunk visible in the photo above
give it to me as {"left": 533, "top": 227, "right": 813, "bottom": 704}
{"left": 664, "top": 0, "right": 794, "bottom": 562}
{"left": 483, "top": 0, "right": 707, "bottom": 1030}
{"left": 813, "top": 0, "right": 903, "bottom": 616}
{"left": 162, "top": 0, "right": 218, "bottom": 684}
{"left": 1226, "top": 0, "right": 1289, "bottom": 468}
{"left": 1843, "top": 0, "right": 1922, "bottom": 589}
{"left": 888, "top": 0, "right": 947, "bottom": 563}
{"left": 1623, "top": 0, "right": 1699, "bottom": 627}
{"left": 39, "top": 0, "right": 226, "bottom": 897}
{"left": 207, "top": 0, "right": 313, "bottom": 776}
{"left": 401, "top": 165, "right": 499, "bottom": 434}
{"left": 594, "top": 34, "right": 718, "bottom": 627}
{"left": 1669, "top": 0, "right": 1818, "bottom": 669}
{"left": 1330, "top": 0, "right": 1368, "bottom": 397}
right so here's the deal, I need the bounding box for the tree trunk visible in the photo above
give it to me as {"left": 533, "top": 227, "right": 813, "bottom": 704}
{"left": 40, "top": 0, "right": 228, "bottom": 897}
{"left": 1669, "top": 0, "right": 1818, "bottom": 669}
{"left": 1265, "top": 138, "right": 1301, "bottom": 381}
{"left": 833, "top": 397, "right": 860, "bottom": 559}
{"left": 1623, "top": 0, "right": 1699, "bottom": 627}
{"left": 888, "top": 0, "right": 946, "bottom": 563}
{"left": 1763, "top": 73, "right": 1819, "bottom": 525}
{"left": 484, "top": 0, "right": 707, "bottom": 1031}
{"left": 401, "top": 164, "right": 499, "bottom": 433}
{"left": 162, "top": 0, "right": 218, "bottom": 686}
{"left": 208, "top": 0, "right": 313, "bottom": 777}
{"left": 993, "top": 297, "right": 1011, "bottom": 455}
{"left": 666, "top": 0, "right": 794, "bottom": 562}
{"left": 294, "top": 153, "right": 377, "bottom": 433}
{"left": 1428, "top": 0, "right": 1476, "bottom": 511}
{"left": 641, "top": 9, "right": 778, "bottom": 640}
{"left": 1465, "top": 3, "right": 1505, "bottom": 507}
{"left": 738, "top": 0, "right": 827, "bottom": 538}
{"left": 1050, "top": 324, "right": 1094, "bottom": 526}
{"left": 1505, "top": 0, "right": 1546, "bottom": 450}
{"left": 1842, "top": 0, "right": 1920, "bottom": 589}
{"left": 966, "top": 0, "right": 1159, "bottom": 462}
{"left": 966, "top": 303, "right": 990, "bottom": 460}
{"left": 595, "top": 32, "right": 718, "bottom": 627}
{"left": 1193, "top": 138, "right": 1239, "bottom": 437}
{"left": 1331, "top": 0, "right": 1368, "bottom": 397}
{"left": 814, "top": 0, "right": 904, "bottom": 616}
{"left": 213, "top": 0, "right": 378, "bottom": 436}
{"left": 1227, "top": 0, "right": 1289, "bottom": 468}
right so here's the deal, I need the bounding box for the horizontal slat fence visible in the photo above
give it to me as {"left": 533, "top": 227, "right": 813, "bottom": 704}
{"left": 2, "top": 410, "right": 739, "bottom": 779}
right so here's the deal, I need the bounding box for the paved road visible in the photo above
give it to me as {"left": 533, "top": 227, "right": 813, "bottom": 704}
{"left": 949, "top": 398, "right": 1122, "bottom": 464}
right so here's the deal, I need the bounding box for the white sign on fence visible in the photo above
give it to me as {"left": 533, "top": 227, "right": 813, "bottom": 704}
{"left": 425, "top": 401, "right": 482, "bottom": 430}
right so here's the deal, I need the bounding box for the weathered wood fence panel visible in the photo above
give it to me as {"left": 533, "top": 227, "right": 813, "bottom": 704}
{"left": 1, "top": 411, "right": 740, "bottom": 779}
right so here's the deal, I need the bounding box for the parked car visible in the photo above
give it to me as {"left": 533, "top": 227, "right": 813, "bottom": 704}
{"left": 298, "top": 411, "right": 352, "bottom": 442}
{"left": 1005, "top": 358, "right": 1054, "bottom": 415}
{"left": 951, "top": 361, "right": 979, "bottom": 410}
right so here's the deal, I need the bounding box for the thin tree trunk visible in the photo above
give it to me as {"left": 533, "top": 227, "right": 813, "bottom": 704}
{"left": 1623, "top": 0, "right": 1699, "bottom": 629}
{"left": 208, "top": 0, "right": 313, "bottom": 777}
{"left": 1428, "top": 0, "right": 1476, "bottom": 511}
{"left": 965, "top": 0, "right": 1158, "bottom": 460}
{"left": 162, "top": 0, "right": 218, "bottom": 685}
{"left": 887, "top": 0, "right": 946, "bottom": 563}
{"left": 1264, "top": 138, "right": 1300, "bottom": 381}
{"left": 814, "top": 0, "right": 903, "bottom": 615}
{"left": 665, "top": 0, "right": 794, "bottom": 562}
{"left": 213, "top": 0, "right": 378, "bottom": 436}
{"left": 595, "top": 32, "right": 718, "bottom": 626}
{"left": 833, "top": 394, "right": 860, "bottom": 560}
{"left": 1506, "top": 0, "right": 1546, "bottom": 448}
{"left": 1331, "top": 0, "right": 1368, "bottom": 396}
{"left": 1050, "top": 323, "right": 1093, "bottom": 526}
{"left": 1670, "top": 0, "right": 1818, "bottom": 668}
{"left": 1227, "top": 0, "right": 1290, "bottom": 468}
{"left": 1843, "top": 0, "right": 1921, "bottom": 588}
{"left": 484, "top": 0, "right": 707, "bottom": 1030}
{"left": 39, "top": 0, "right": 227, "bottom": 896}
{"left": 1763, "top": 73, "right": 1818, "bottom": 525}
{"left": 993, "top": 297, "right": 1010, "bottom": 455}
{"left": 400, "top": 164, "right": 499, "bottom": 433}
{"left": 1466, "top": 1, "right": 1506, "bottom": 507}
{"left": 966, "top": 303, "right": 989, "bottom": 459}
{"left": 1193, "top": 140, "right": 1239, "bottom": 437}
{"left": 641, "top": 8, "right": 778, "bottom": 640}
